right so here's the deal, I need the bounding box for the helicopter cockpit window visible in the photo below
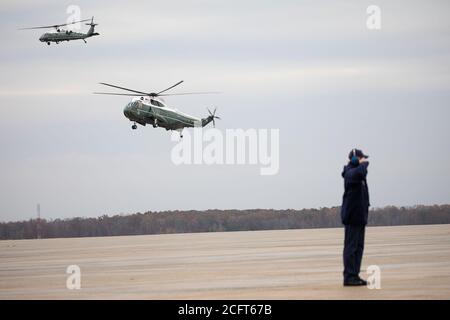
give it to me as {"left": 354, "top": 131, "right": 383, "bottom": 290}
{"left": 151, "top": 99, "right": 164, "bottom": 107}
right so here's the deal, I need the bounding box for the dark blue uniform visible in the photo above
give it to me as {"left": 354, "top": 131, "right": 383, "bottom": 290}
{"left": 341, "top": 161, "right": 370, "bottom": 282}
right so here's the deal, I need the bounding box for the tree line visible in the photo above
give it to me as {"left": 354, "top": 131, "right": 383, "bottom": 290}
{"left": 1, "top": 204, "right": 449, "bottom": 240}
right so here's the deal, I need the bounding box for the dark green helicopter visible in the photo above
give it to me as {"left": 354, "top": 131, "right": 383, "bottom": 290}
{"left": 95, "top": 81, "right": 220, "bottom": 138}
{"left": 19, "top": 17, "right": 99, "bottom": 45}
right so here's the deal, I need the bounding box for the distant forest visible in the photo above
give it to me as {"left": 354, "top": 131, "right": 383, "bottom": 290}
{"left": 1, "top": 205, "right": 449, "bottom": 240}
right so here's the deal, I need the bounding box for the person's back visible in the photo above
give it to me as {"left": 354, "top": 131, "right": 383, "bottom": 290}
{"left": 341, "top": 148, "right": 370, "bottom": 286}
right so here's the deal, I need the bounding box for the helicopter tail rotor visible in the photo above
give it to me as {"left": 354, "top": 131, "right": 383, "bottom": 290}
{"left": 207, "top": 107, "right": 221, "bottom": 127}
{"left": 85, "top": 16, "right": 98, "bottom": 26}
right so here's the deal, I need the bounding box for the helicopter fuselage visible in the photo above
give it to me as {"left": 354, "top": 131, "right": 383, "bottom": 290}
{"left": 39, "top": 29, "right": 99, "bottom": 44}
{"left": 123, "top": 97, "right": 212, "bottom": 130}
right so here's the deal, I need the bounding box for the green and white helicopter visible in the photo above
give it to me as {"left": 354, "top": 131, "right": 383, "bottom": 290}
{"left": 19, "top": 17, "right": 99, "bottom": 45}
{"left": 94, "top": 81, "right": 220, "bottom": 138}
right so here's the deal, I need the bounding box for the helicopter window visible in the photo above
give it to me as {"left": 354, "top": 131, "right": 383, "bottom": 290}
{"left": 151, "top": 99, "right": 163, "bottom": 107}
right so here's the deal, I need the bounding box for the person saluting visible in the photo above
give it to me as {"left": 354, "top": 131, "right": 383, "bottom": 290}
{"left": 341, "top": 148, "right": 370, "bottom": 286}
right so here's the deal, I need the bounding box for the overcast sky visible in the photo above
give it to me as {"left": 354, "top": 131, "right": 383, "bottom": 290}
{"left": 0, "top": 0, "right": 449, "bottom": 222}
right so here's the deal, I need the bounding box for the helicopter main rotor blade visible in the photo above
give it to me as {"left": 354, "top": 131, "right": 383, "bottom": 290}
{"left": 99, "top": 83, "right": 148, "bottom": 95}
{"left": 18, "top": 18, "right": 91, "bottom": 30}
{"left": 96, "top": 82, "right": 220, "bottom": 98}
{"left": 56, "top": 18, "right": 92, "bottom": 28}
{"left": 156, "top": 80, "right": 184, "bottom": 95}
{"left": 18, "top": 25, "right": 58, "bottom": 30}
{"left": 93, "top": 92, "right": 144, "bottom": 96}
{"left": 158, "top": 91, "right": 221, "bottom": 96}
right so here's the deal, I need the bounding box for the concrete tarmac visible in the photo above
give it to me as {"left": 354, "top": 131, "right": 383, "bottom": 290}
{"left": 1, "top": 224, "right": 449, "bottom": 299}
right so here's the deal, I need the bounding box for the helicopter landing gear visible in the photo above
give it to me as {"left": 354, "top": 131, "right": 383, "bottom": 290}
{"left": 131, "top": 123, "right": 137, "bottom": 130}
{"left": 83, "top": 39, "right": 87, "bottom": 44}
{"left": 152, "top": 118, "right": 158, "bottom": 128}
{"left": 47, "top": 42, "right": 50, "bottom": 45}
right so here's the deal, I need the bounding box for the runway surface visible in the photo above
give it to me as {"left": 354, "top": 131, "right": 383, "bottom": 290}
{"left": 1, "top": 224, "right": 449, "bottom": 299}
